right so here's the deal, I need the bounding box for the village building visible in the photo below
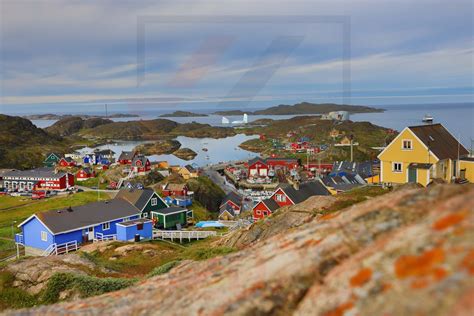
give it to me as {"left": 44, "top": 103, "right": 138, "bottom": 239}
{"left": 118, "top": 151, "right": 136, "bottom": 165}
{"left": 94, "top": 149, "right": 115, "bottom": 161}
{"left": 15, "top": 199, "right": 146, "bottom": 256}
{"left": 75, "top": 168, "right": 95, "bottom": 181}
{"left": 151, "top": 206, "right": 191, "bottom": 230}
{"left": 321, "top": 174, "right": 366, "bottom": 193}
{"left": 178, "top": 165, "right": 199, "bottom": 180}
{"left": 219, "top": 191, "right": 243, "bottom": 215}
{"left": 162, "top": 183, "right": 189, "bottom": 197}
{"left": 164, "top": 195, "right": 193, "bottom": 207}
{"left": 378, "top": 124, "right": 471, "bottom": 187}
{"left": 253, "top": 181, "right": 330, "bottom": 220}
{"left": 131, "top": 155, "right": 151, "bottom": 175}
{"left": 218, "top": 204, "right": 238, "bottom": 220}
{"left": 43, "top": 153, "right": 62, "bottom": 167}
{"left": 248, "top": 157, "right": 269, "bottom": 177}
{"left": 459, "top": 157, "right": 474, "bottom": 183}
{"left": 1, "top": 168, "right": 74, "bottom": 192}
{"left": 115, "top": 188, "right": 168, "bottom": 219}
{"left": 330, "top": 161, "right": 374, "bottom": 179}
{"left": 58, "top": 157, "right": 77, "bottom": 167}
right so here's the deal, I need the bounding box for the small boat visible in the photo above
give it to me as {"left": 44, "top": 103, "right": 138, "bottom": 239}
{"left": 202, "top": 148, "right": 208, "bottom": 152}
{"left": 422, "top": 114, "right": 434, "bottom": 123}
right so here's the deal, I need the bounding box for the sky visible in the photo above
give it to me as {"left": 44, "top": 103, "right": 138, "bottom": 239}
{"left": 0, "top": 0, "right": 473, "bottom": 114}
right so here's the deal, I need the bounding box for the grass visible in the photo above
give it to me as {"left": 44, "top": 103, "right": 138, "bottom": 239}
{"left": 0, "top": 196, "right": 33, "bottom": 210}
{"left": 0, "top": 271, "right": 38, "bottom": 310}
{"left": 76, "top": 177, "right": 109, "bottom": 189}
{"left": 190, "top": 201, "right": 213, "bottom": 221}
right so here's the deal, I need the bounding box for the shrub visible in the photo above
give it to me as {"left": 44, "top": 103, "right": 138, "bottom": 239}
{"left": 147, "top": 260, "right": 180, "bottom": 277}
{"left": 41, "top": 272, "right": 136, "bottom": 304}
{"left": 0, "top": 271, "right": 38, "bottom": 310}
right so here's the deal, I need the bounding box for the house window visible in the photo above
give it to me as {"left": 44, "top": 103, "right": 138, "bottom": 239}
{"left": 393, "top": 162, "right": 402, "bottom": 173}
{"left": 41, "top": 231, "right": 48, "bottom": 241}
{"left": 142, "top": 213, "right": 148, "bottom": 218}
{"left": 402, "top": 140, "right": 413, "bottom": 150}
{"left": 151, "top": 197, "right": 158, "bottom": 206}
{"left": 102, "top": 222, "right": 110, "bottom": 230}
{"left": 276, "top": 194, "right": 286, "bottom": 202}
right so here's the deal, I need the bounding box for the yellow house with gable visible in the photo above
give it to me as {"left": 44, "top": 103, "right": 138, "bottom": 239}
{"left": 378, "top": 124, "right": 470, "bottom": 187}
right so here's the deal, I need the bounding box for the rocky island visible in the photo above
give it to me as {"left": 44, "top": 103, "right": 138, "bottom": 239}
{"left": 159, "top": 111, "right": 208, "bottom": 117}
{"left": 134, "top": 140, "right": 181, "bottom": 155}
{"left": 22, "top": 113, "right": 139, "bottom": 120}
{"left": 172, "top": 148, "right": 198, "bottom": 160}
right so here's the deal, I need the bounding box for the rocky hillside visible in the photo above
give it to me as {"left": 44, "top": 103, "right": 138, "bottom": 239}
{"left": 45, "top": 116, "right": 113, "bottom": 136}
{"left": 9, "top": 184, "right": 473, "bottom": 315}
{"left": 0, "top": 115, "right": 66, "bottom": 169}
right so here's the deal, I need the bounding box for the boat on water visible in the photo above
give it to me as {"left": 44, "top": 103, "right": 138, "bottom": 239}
{"left": 202, "top": 148, "right": 208, "bottom": 152}
{"left": 422, "top": 114, "right": 434, "bottom": 123}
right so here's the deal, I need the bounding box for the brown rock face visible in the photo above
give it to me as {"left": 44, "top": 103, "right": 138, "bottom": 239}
{"left": 8, "top": 184, "right": 474, "bottom": 315}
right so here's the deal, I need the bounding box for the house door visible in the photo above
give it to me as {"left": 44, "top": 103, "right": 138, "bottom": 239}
{"left": 87, "top": 227, "right": 94, "bottom": 240}
{"left": 408, "top": 168, "right": 417, "bottom": 183}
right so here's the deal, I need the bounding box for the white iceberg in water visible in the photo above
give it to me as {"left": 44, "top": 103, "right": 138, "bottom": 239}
{"left": 222, "top": 116, "right": 230, "bottom": 124}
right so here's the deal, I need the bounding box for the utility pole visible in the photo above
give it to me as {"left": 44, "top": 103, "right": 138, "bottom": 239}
{"left": 350, "top": 134, "right": 354, "bottom": 162}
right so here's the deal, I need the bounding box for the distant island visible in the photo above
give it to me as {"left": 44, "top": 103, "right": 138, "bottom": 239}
{"left": 214, "top": 102, "right": 384, "bottom": 116}
{"left": 22, "top": 113, "right": 139, "bottom": 120}
{"left": 159, "top": 111, "right": 208, "bottom": 117}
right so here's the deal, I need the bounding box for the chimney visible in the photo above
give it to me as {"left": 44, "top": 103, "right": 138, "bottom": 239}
{"left": 293, "top": 181, "right": 300, "bottom": 190}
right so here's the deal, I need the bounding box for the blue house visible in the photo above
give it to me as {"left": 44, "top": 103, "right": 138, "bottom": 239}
{"left": 116, "top": 219, "right": 153, "bottom": 241}
{"left": 16, "top": 199, "right": 141, "bottom": 256}
{"left": 164, "top": 195, "right": 192, "bottom": 207}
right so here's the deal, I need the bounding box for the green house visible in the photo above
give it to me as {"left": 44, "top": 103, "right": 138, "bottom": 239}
{"left": 151, "top": 206, "right": 191, "bottom": 229}
{"left": 44, "top": 153, "right": 62, "bottom": 167}
{"left": 115, "top": 188, "right": 167, "bottom": 218}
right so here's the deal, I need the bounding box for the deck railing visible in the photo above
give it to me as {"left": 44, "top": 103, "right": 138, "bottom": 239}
{"left": 14, "top": 233, "right": 24, "bottom": 244}
{"left": 94, "top": 232, "right": 117, "bottom": 242}
{"left": 153, "top": 230, "right": 217, "bottom": 243}
{"left": 41, "top": 240, "right": 78, "bottom": 256}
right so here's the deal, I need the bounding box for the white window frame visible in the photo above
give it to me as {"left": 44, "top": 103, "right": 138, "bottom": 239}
{"left": 142, "top": 213, "right": 148, "bottom": 218}
{"left": 41, "top": 231, "right": 48, "bottom": 241}
{"left": 393, "top": 162, "right": 403, "bottom": 173}
{"left": 276, "top": 194, "right": 286, "bottom": 202}
{"left": 401, "top": 139, "right": 413, "bottom": 150}
{"left": 151, "top": 197, "right": 158, "bottom": 206}
{"left": 102, "top": 222, "right": 110, "bottom": 230}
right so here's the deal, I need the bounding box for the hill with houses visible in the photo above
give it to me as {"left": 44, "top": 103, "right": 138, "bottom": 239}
{"left": 3, "top": 183, "right": 472, "bottom": 315}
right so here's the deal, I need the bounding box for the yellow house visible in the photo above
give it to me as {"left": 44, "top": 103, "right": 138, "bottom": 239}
{"left": 378, "top": 124, "right": 470, "bottom": 187}
{"left": 178, "top": 165, "right": 199, "bottom": 180}
{"left": 460, "top": 158, "right": 474, "bottom": 183}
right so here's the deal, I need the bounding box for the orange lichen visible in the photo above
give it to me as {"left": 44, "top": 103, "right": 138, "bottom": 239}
{"left": 350, "top": 268, "right": 373, "bottom": 287}
{"left": 432, "top": 213, "right": 466, "bottom": 231}
{"left": 460, "top": 250, "right": 474, "bottom": 275}
{"left": 410, "top": 278, "right": 429, "bottom": 289}
{"left": 300, "top": 238, "right": 324, "bottom": 248}
{"left": 432, "top": 267, "right": 448, "bottom": 281}
{"left": 319, "top": 213, "right": 339, "bottom": 221}
{"left": 394, "top": 248, "right": 445, "bottom": 279}
{"left": 323, "top": 301, "right": 354, "bottom": 316}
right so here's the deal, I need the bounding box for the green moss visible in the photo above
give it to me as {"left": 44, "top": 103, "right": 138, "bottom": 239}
{"left": 0, "top": 271, "right": 38, "bottom": 310}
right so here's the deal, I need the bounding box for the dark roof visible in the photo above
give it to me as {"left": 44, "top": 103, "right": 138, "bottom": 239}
{"left": 94, "top": 149, "right": 115, "bottom": 155}
{"left": 279, "top": 181, "right": 330, "bottom": 204}
{"left": 331, "top": 161, "right": 373, "bottom": 178}
{"left": 118, "top": 151, "right": 135, "bottom": 161}
{"left": 117, "top": 218, "right": 152, "bottom": 227}
{"left": 261, "top": 198, "right": 280, "bottom": 211}
{"left": 153, "top": 206, "right": 187, "bottom": 215}
{"left": 132, "top": 155, "right": 149, "bottom": 165}
{"left": 184, "top": 164, "right": 196, "bottom": 172}
{"left": 163, "top": 183, "right": 187, "bottom": 191}
{"left": 460, "top": 157, "right": 474, "bottom": 162}
{"left": 4, "top": 168, "right": 67, "bottom": 179}
{"left": 409, "top": 163, "right": 433, "bottom": 170}
{"left": 248, "top": 157, "right": 266, "bottom": 166}
{"left": 409, "top": 124, "right": 469, "bottom": 160}
{"left": 219, "top": 204, "right": 235, "bottom": 217}
{"left": 321, "top": 175, "right": 364, "bottom": 191}
{"left": 115, "top": 188, "right": 156, "bottom": 210}
{"left": 31, "top": 199, "right": 140, "bottom": 234}
{"left": 221, "top": 191, "right": 242, "bottom": 207}
{"left": 266, "top": 157, "right": 299, "bottom": 162}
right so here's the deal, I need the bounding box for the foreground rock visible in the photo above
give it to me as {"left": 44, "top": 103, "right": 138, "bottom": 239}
{"left": 11, "top": 184, "right": 473, "bottom": 315}
{"left": 173, "top": 148, "right": 197, "bottom": 160}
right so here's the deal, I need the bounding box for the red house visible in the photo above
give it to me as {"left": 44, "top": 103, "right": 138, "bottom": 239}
{"left": 162, "top": 183, "right": 188, "bottom": 197}
{"left": 118, "top": 151, "right": 136, "bottom": 165}
{"left": 252, "top": 198, "right": 280, "bottom": 221}
{"left": 219, "top": 192, "right": 242, "bottom": 215}
{"left": 131, "top": 155, "right": 151, "bottom": 175}
{"left": 2, "top": 168, "right": 74, "bottom": 192}
{"left": 76, "top": 168, "right": 95, "bottom": 181}
{"left": 58, "top": 157, "right": 76, "bottom": 167}
{"left": 252, "top": 182, "right": 331, "bottom": 220}
{"left": 266, "top": 158, "right": 299, "bottom": 170}
{"left": 248, "top": 157, "right": 269, "bottom": 178}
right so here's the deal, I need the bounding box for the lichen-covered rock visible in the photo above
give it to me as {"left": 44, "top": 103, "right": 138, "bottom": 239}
{"left": 7, "top": 184, "right": 474, "bottom": 315}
